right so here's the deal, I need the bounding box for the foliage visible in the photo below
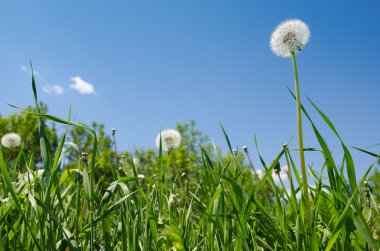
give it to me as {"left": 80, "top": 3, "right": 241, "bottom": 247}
{"left": 368, "top": 168, "right": 380, "bottom": 203}
{"left": 0, "top": 102, "right": 58, "bottom": 166}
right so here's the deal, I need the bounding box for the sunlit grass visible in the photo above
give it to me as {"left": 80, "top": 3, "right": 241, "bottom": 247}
{"left": 0, "top": 71, "right": 379, "bottom": 251}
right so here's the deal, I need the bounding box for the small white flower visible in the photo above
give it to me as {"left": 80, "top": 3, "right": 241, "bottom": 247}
{"left": 270, "top": 19, "right": 310, "bottom": 57}
{"left": 1, "top": 133, "right": 21, "bottom": 148}
{"left": 155, "top": 129, "right": 181, "bottom": 151}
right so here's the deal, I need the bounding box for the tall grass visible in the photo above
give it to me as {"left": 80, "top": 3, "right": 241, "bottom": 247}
{"left": 0, "top": 72, "right": 379, "bottom": 250}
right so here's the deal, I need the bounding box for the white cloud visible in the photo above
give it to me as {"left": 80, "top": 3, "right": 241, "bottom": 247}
{"left": 20, "top": 65, "right": 42, "bottom": 79}
{"left": 254, "top": 165, "right": 289, "bottom": 183}
{"left": 272, "top": 172, "right": 289, "bottom": 183}
{"left": 42, "top": 84, "right": 64, "bottom": 95}
{"left": 69, "top": 76, "right": 96, "bottom": 94}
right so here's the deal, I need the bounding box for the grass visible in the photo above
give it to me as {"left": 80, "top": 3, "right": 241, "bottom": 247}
{"left": 0, "top": 72, "right": 379, "bottom": 251}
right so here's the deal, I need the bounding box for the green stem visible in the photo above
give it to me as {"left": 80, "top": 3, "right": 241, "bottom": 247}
{"left": 75, "top": 179, "right": 81, "bottom": 246}
{"left": 291, "top": 51, "right": 313, "bottom": 249}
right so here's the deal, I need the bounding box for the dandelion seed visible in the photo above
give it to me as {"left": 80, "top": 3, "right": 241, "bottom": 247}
{"left": 1, "top": 133, "right": 21, "bottom": 148}
{"left": 270, "top": 19, "right": 310, "bottom": 57}
{"left": 155, "top": 129, "right": 181, "bottom": 151}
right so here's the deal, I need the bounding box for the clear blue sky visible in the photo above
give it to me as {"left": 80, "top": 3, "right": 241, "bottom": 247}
{"left": 1, "top": 1, "right": 379, "bottom": 178}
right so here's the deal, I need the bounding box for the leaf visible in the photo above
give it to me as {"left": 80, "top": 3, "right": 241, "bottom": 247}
{"left": 308, "top": 98, "right": 357, "bottom": 191}
{"left": 82, "top": 165, "right": 91, "bottom": 199}
{"left": 352, "top": 146, "right": 380, "bottom": 158}
{"left": 325, "top": 166, "right": 375, "bottom": 250}
{"left": 28, "top": 192, "right": 38, "bottom": 213}
{"left": 219, "top": 123, "right": 233, "bottom": 153}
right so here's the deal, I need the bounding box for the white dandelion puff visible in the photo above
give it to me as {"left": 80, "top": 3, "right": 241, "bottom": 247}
{"left": 270, "top": 19, "right": 310, "bottom": 57}
{"left": 155, "top": 129, "right": 182, "bottom": 151}
{"left": 1, "top": 133, "right": 21, "bottom": 148}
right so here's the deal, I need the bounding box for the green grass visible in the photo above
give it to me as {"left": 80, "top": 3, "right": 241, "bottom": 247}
{"left": 0, "top": 73, "right": 379, "bottom": 250}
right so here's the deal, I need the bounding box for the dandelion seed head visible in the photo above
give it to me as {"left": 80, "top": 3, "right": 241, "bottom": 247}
{"left": 155, "top": 129, "right": 182, "bottom": 151}
{"left": 270, "top": 19, "right": 310, "bottom": 57}
{"left": 1, "top": 133, "right": 21, "bottom": 148}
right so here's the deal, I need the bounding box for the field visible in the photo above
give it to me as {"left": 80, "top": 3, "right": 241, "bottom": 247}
{"left": 1, "top": 19, "right": 380, "bottom": 251}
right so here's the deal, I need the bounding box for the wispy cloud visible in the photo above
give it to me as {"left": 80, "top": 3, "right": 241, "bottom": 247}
{"left": 42, "top": 84, "right": 64, "bottom": 95}
{"left": 20, "top": 65, "right": 42, "bottom": 79}
{"left": 69, "top": 76, "right": 96, "bottom": 94}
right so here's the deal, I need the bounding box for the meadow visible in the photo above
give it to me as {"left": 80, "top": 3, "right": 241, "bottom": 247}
{"left": 0, "top": 19, "right": 379, "bottom": 251}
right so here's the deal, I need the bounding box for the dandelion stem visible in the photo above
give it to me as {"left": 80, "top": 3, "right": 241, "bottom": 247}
{"left": 291, "top": 51, "right": 313, "bottom": 249}
{"left": 112, "top": 129, "right": 118, "bottom": 167}
{"left": 245, "top": 151, "right": 258, "bottom": 178}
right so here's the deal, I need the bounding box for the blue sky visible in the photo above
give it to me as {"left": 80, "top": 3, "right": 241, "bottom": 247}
{"left": 1, "top": 1, "right": 379, "bottom": 178}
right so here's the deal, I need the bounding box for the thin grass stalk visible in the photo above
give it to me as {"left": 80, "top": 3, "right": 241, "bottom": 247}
{"left": 112, "top": 129, "right": 118, "bottom": 168}
{"left": 158, "top": 135, "right": 163, "bottom": 210}
{"left": 81, "top": 153, "right": 94, "bottom": 251}
{"left": 75, "top": 177, "right": 81, "bottom": 247}
{"left": 291, "top": 51, "right": 312, "bottom": 247}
